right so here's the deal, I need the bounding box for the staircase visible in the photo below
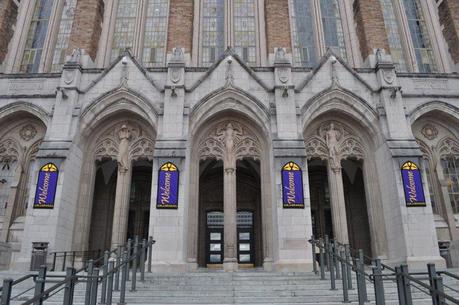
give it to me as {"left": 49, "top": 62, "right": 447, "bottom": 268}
{"left": 2, "top": 269, "right": 459, "bottom": 304}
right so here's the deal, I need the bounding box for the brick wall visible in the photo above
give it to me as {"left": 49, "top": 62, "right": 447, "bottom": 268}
{"left": 353, "top": 0, "right": 390, "bottom": 61}
{"left": 167, "top": 0, "right": 194, "bottom": 53}
{"left": 439, "top": 0, "right": 459, "bottom": 64}
{"left": 0, "top": 0, "right": 17, "bottom": 64}
{"left": 67, "top": 0, "right": 104, "bottom": 61}
{"left": 265, "top": 0, "right": 291, "bottom": 53}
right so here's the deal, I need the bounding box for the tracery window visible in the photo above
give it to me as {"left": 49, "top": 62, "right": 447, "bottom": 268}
{"left": 110, "top": 0, "right": 169, "bottom": 67}
{"left": 378, "top": 0, "right": 438, "bottom": 72}
{"left": 441, "top": 157, "right": 459, "bottom": 214}
{"left": 19, "top": 0, "right": 79, "bottom": 73}
{"left": 20, "top": 0, "right": 54, "bottom": 73}
{"left": 289, "top": 0, "right": 348, "bottom": 67}
{"left": 199, "top": 0, "right": 261, "bottom": 66}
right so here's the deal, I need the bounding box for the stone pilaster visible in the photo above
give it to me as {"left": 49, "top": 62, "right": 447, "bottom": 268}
{"left": 265, "top": 0, "right": 291, "bottom": 56}
{"left": 327, "top": 165, "right": 349, "bottom": 244}
{"left": 167, "top": 0, "right": 193, "bottom": 53}
{"left": 353, "top": 0, "right": 390, "bottom": 64}
{"left": 274, "top": 48, "right": 297, "bottom": 139}
{"left": 438, "top": 0, "right": 459, "bottom": 66}
{"left": 0, "top": 0, "right": 17, "bottom": 64}
{"left": 111, "top": 166, "right": 132, "bottom": 248}
{"left": 67, "top": 0, "right": 104, "bottom": 61}
{"left": 163, "top": 48, "right": 185, "bottom": 138}
{"left": 223, "top": 167, "right": 238, "bottom": 272}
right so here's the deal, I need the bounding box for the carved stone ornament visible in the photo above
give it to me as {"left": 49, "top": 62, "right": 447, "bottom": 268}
{"left": 278, "top": 67, "right": 289, "bottom": 84}
{"left": 438, "top": 137, "right": 459, "bottom": 160}
{"left": 305, "top": 121, "right": 365, "bottom": 169}
{"left": 0, "top": 139, "right": 20, "bottom": 163}
{"left": 63, "top": 69, "right": 75, "bottom": 85}
{"left": 382, "top": 69, "right": 395, "bottom": 84}
{"left": 94, "top": 122, "right": 155, "bottom": 165}
{"left": 199, "top": 121, "right": 262, "bottom": 166}
{"left": 170, "top": 67, "right": 182, "bottom": 84}
{"left": 19, "top": 124, "right": 37, "bottom": 141}
{"left": 421, "top": 124, "right": 439, "bottom": 140}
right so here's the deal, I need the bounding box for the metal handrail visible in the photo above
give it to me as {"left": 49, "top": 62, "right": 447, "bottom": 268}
{"left": 309, "top": 236, "right": 459, "bottom": 305}
{"left": 0, "top": 236, "right": 155, "bottom": 305}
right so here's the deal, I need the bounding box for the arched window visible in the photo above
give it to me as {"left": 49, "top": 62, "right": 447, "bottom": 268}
{"left": 441, "top": 156, "right": 459, "bottom": 214}
{"left": 19, "top": 0, "right": 77, "bottom": 73}
{"left": 378, "top": 0, "right": 438, "bottom": 73}
{"left": 199, "top": 0, "right": 260, "bottom": 66}
{"left": 289, "top": 0, "right": 347, "bottom": 67}
{"left": 109, "top": 0, "right": 169, "bottom": 67}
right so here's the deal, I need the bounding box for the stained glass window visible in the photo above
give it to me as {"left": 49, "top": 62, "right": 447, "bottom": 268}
{"left": 320, "top": 0, "right": 347, "bottom": 61}
{"left": 143, "top": 0, "right": 169, "bottom": 67}
{"left": 51, "top": 0, "right": 77, "bottom": 72}
{"left": 201, "top": 0, "right": 225, "bottom": 66}
{"left": 290, "top": 0, "right": 317, "bottom": 66}
{"left": 423, "top": 159, "right": 439, "bottom": 214}
{"left": 20, "top": 0, "right": 54, "bottom": 73}
{"left": 379, "top": 0, "right": 407, "bottom": 72}
{"left": 441, "top": 157, "right": 459, "bottom": 214}
{"left": 111, "top": 0, "right": 139, "bottom": 61}
{"left": 233, "top": 0, "right": 257, "bottom": 65}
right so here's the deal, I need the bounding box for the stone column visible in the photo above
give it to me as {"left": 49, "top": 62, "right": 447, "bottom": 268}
{"left": 327, "top": 164, "right": 349, "bottom": 244}
{"left": 111, "top": 125, "right": 132, "bottom": 249}
{"left": 223, "top": 124, "right": 238, "bottom": 272}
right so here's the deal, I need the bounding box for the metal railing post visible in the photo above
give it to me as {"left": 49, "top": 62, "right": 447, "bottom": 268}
{"left": 106, "top": 260, "right": 115, "bottom": 305}
{"left": 400, "top": 264, "right": 413, "bottom": 305}
{"left": 319, "top": 239, "right": 325, "bottom": 280}
{"left": 62, "top": 252, "right": 67, "bottom": 271}
{"left": 140, "top": 239, "right": 146, "bottom": 282}
{"left": 433, "top": 276, "right": 445, "bottom": 305}
{"left": 329, "top": 242, "right": 336, "bottom": 290}
{"left": 131, "top": 237, "right": 138, "bottom": 292}
{"left": 345, "top": 244, "right": 352, "bottom": 290}
{"left": 148, "top": 236, "right": 153, "bottom": 273}
{"left": 63, "top": 267, "right": 76, "bottom": 305}
{"left": 427, "top": 263, "right": 445, "bottom": 305}
{"left": 372, "top": 262, "right": 385, "bottom": 305}
{"left": 52, "top": 253, "right": 57, "bottom": 271}
{"left": 33, "top": 265, "right": 47, "bottom": 305}
{"left": 115, "top": 246, "right": 121, "bottom": 291}
{"left": 71, "top": 251, "right": 76, "bottom": 268}
{"left": 119, "top": 250, "right": 128, "bottom": 305}
{"left": 85, "top": 259, "right": 94, "bottom": 305}
{"left": 355, "top": 258, "right": 365, "bottom": 305}
{"left": 90, "top": 268, "right": 100, "bottom": 305}
{"left": 395, "top": 266, "right": 407, "bottom": 305}
{"left": 126, "top": 238, "right": 132, "bottom": 281}
{"left": 311, "top": 236, "right": 318, "bottom": 275}
{"left": 325, "top": 235, "right": 330, "bottom": 271}
{"left": 334, "top": 241, "right": 341, "bottom": 280}
{"left": 100, "top": 250, "right": 109, "bottom": 304}
{"left": 358, "top": 249, "right": 368, "bottom": 301}
{"left": 340, "top": 250, "right": 349, "bottom": 303}
{"left": 2, "top": 278, "right": 13, "bottom": 305}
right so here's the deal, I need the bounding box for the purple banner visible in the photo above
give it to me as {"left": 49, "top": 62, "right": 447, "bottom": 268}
{"left": 33, "top": 163, "right": 59, "bottom": 209}
{"left": 156, "top": 162, "right": 179, "bottom": 209}
{"left": 401, "top": 161, "right": 426, "bottom": 207}
{"left": 282, "top": 162, "right": 304, "bottom": 209}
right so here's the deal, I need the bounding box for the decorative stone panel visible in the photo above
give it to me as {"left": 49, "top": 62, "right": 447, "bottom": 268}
{"left": 167, "top": 0, "right": 194, "bottom": 53}
{"left": 353, "top": 0, "right": 390, "bottom": 61}
{"left": 67, "top": 0, "right": 104, "bottom": 61}
{"left": 265, "top": 0, "right": 291, "bottom": 53}
{"left": 438, "top": 0, "right": 459, "bottom": 64}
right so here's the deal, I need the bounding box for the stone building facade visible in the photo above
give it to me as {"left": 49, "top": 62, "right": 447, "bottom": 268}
{"left": 0, "top": 0, "right": 457, "bottom": 272}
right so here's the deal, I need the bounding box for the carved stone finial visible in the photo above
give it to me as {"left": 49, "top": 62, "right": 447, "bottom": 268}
{"left": 69, "top": 48, "right": 81, "bottom": 63}
{"left": 274, "top": 48, "right": 290, "bottom": 65}
{"left": 120, "top": 61, "right": 129, "bottom": 88}
{"left": 330, "top": 57, "right": 340, "bottom": 88}
{"left": 170, "top": 47, "right": 185, "bottom": 63}
{"left": 225, "top": 56, "right": 234, "bottom": 87}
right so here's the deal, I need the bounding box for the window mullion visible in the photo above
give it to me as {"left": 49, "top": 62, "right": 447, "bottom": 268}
{"left": 40, "top": 0, "right": 61, "bottom": 72}
{"left": 313, "top": 0, "right": 325, "bottom": 57}
{"left": 133, "top": 0, "right": 145, "bottom": 59}
{"left": 392, "top": 0, "right": 417, "bottom": 72}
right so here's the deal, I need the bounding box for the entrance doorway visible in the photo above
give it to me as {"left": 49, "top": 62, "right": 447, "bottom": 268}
{"left": 198, "top": 159, "right": 262, "bottom": 268}
{"left": 88, "top": 160, "right": 152, "bottom": 254}
{"left": 205, "top": 211, "right": 255, "bottom": 267}
{"left": 308, "top": 158, "right": 373, "bottom": 257}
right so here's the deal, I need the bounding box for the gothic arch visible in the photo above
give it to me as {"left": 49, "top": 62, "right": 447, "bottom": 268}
{"left": 80, "top": 89, "right": 160, "bottom": 137}
{"left": 409, "top": 101, "right": 459, "bottom": 125}
{"left": 73, "top": 112, "right": 156, "bottom": 252}
{"left": 0, "top": 103, "right": 50, "bottom": 127}
{"left": 186, "top": 111, "right": 274, "bottom": 269}
{"left": 189, "top": 88, "right": 271, "bottom": 137}
{"left": 301, "top": 89, "right": 380, "bottom": 143}
{"left": 303, "top": 112, "right": 387, "bottom": 258}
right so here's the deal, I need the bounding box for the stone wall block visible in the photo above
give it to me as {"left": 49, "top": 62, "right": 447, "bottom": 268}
{"left": 438, "top": 0, "right": 459, "bottom": 64}
{"left": 265, "top": 0, "right": 291, "bottom": 54}
{"left": 167, "top": 0, "right": 194, "bottom": 53}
